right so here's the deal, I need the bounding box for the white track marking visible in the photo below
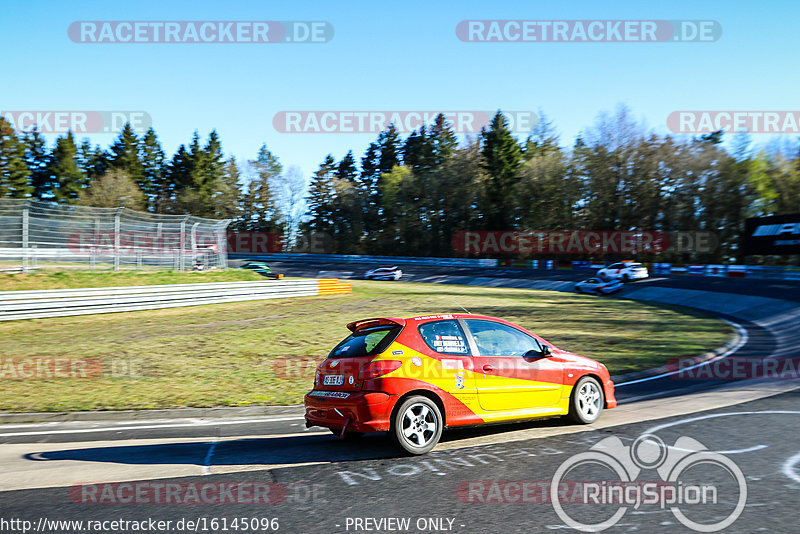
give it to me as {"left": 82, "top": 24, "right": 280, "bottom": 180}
{"left": 616, "top": 319, "right": 747, "bottom": 387}
{"left": 646, "top": 410, "right": 800, "bottom": 434}
{"left": 0, "top": 416, "right": 305, "bottom": 438}
{"left": 645, "top": 410, "right": 800, "bottom": 455}
{"left": 782, "top": 451, "right": 800, "bottom": 484}
{"left": 202, "top": 439, "right": 219, "bottom": 476}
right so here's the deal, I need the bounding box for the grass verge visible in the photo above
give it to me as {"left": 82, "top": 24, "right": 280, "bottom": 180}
{"left": 0, "top": 269, "right": 265, "bottom": 291}
{"left": 0, "top": 280, "right": 733, "bottom": 412}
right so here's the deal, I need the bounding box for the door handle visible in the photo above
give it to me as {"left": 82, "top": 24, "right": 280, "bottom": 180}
{"left": 482, "top": 364, "right": 494, "bottom": 373}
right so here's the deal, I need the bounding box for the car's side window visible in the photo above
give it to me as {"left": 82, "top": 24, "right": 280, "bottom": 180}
{"left": 464, "top": 319, "right": 542, "bottom": 357}
{"left": 608, "top": 263, "right": 621, "bottom": 269}
{"left": 418, "top": 320, "right": 471, "bottom": 355}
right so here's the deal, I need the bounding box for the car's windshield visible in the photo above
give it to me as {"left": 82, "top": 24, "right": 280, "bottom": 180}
{"left": 328, "top": 325, "right": 401, "bottom": 359}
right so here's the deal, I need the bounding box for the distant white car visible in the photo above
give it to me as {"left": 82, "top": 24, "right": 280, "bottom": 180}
{"left": 364, "top": 266, "right": 403, "bottom": 280}
{"left": 597, "top": 262, "right": 649, "bottom": 282}
{"left": 575, "top": 277, "right": 624, "bottom": 295}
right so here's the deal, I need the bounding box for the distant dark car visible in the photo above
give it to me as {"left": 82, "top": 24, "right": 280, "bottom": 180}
{"left": 240, "top": 261, "right": 283, "bottom": 279}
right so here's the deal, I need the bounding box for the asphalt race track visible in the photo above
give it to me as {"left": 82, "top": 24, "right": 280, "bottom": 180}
{"left": 1, "top": 262, "right": 799, "bottom": 533}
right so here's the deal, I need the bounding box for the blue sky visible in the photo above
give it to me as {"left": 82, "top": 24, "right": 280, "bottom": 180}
{"left": 3, "top": 0, "right": 799, "bottom": 179}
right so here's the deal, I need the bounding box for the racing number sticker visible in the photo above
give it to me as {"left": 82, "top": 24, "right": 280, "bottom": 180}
{"left": 433, "top": 334, "right": 467, "bottom": 353}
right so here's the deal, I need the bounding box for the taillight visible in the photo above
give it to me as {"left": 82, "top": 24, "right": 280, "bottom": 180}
{"left": 358, "top": 360, "right": 402, "bottom": 380}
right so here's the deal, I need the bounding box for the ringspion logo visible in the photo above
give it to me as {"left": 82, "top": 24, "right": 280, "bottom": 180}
{"left": 551, "top": 433, "right": 746, "bottom": 532}
{"left": 68, "top": 21, "right": 333, "bottom": 43}
{"left": 456, "top": 20, "right": 721, "bottom": 42}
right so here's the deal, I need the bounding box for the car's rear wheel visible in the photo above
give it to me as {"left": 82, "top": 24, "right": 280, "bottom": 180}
{"left": 623, "top": 274, "right": 631, "bottom": 282}
{"left": 390, "top": 396, "right": 442, "bottom": 455}
{"left": 567, "top": 376, "right": 604, "bottom": 424}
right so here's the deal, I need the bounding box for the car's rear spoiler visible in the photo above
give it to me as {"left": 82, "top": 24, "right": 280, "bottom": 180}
{"left": 346, "top": 317, "right": 404, "bottom": 332}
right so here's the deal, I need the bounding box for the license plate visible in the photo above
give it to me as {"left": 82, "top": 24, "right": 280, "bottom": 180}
{"left": 308, "top": 390, "right": 350, "bottom": 399}
{"left": 323, "top": 375, "right": 344, "bottom": 386}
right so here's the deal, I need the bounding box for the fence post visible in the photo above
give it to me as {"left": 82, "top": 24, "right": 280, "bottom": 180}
{"left": 21, "top": 200, "right": 29, "bottom": 273}
{"left": 179, "top": 215, "right": 189, "bottom": 271}
{"left": 218, "top": 221, "right": 230, "bottom": 270}
{"left": 191, "top": 222, "right": 199, "bottom": 271}
{"left": 114, "top": 208, "right": 122, "bottom": 271}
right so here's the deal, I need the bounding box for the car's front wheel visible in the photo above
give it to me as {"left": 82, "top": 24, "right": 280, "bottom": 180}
{"left": 567, "top": 376, "right": 604, "bottom": 424}
{"left": 390, "top": 396, "right": 443, "bottom": 455}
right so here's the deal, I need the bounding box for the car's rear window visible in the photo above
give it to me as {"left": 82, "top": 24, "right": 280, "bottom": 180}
{"left": 629, "top": 263, "right": 642, "bottom": 268}
{"left": 328, "top": 325, "right": 401, "bottom": 359}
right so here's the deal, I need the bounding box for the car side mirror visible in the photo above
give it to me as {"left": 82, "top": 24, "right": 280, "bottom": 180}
{"left": 524, "top": 346, "right": 552, "bottom": 359}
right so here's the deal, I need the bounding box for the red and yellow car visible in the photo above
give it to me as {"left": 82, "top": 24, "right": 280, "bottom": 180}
{"left": 304, "top": 314, "right": 616, "bottom": 454}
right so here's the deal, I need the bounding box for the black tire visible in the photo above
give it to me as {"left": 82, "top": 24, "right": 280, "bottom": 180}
{"left": 567, "top": 376, "right": 604, "bottom": 424}
{"left": 390, "top": 395, "right": 443, "bottom": 455}
{"left": 622, "top": 274, "right": 630, "bottom": 282}
{"left": 329, "top": 428, "right": 364, "bottom": 440}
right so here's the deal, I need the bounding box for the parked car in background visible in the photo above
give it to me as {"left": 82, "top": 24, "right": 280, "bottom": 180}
{"left": 597, "top": 262, "right": 648, "bottom": 282}
{"left": 239, "top": 261, "right": 283, "bottom": 279}
{"left": 364, "top": 266, "right": 403, "bottom": 280}
{"left": 575, "top": 277, "right": 623, "bottom": 295}
{"left": 305, "top": 314, "right": 616, "bottom": 454}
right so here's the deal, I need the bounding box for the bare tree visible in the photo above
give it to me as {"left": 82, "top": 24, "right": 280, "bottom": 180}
{"left": 272, "top": 165, "right": 308, "bottom": 249}
{"left": 80, "top": 169, "right": 144, "bottom": 209}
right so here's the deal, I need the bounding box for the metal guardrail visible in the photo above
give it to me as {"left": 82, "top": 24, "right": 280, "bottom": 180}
{"left": 0, "top": 279, "right": 352, "bottom": 321}
{"left": 229, "top": 253, "right": 499, "bottom": 267}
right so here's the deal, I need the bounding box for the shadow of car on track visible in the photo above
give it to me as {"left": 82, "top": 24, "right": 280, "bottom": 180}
{"left": 23, "top": 417, "right": 582, "bottom": 467}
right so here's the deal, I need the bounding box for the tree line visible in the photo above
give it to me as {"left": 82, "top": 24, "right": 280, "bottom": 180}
{"left": 1, "top": 107, "right": 798, "bottom": 261}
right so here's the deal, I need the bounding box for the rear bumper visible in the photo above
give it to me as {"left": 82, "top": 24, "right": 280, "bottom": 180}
{"left": 604, "top": 379, "right": 618, "bottom": 409}
{"left": 304, "top": 390, "right": 399, "bottom": 432}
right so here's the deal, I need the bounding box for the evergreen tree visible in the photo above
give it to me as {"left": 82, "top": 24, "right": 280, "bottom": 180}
{"left": 428, "top": 113, "right": 458, "bottom": 166}
{"left": 109, "top": 123, "right": 144, "bottom": 189}
{"left": 141, "top": 128, "right": 165, "bottom": 210}
{"left": 480, "top": 111, "right": 522, "bottom": 229}
{"left": 307, "top": 154, "right": 337, "bottom": 234}
{"left": 332, "top": 151, "right": 362, "bottom": 253}
{"left": 160, "top": 144, "right": 193, "bottom": 212}
{"left": 210, "top": 156, "right": 242, "bottom": 220}
{"left": 47, "top": 132, "right": 85, "bottom": 203}
{"left": 377, "top": 123, "right": 402, "bottom": 173}
{"left": 23, "top": 127, "right": 51, "bottom": 199}
{"left": 0, "top": 117, "right": 32, "bottom": 198}
{"left": 78, "top": 140, "right": 110, "bottom": 182}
